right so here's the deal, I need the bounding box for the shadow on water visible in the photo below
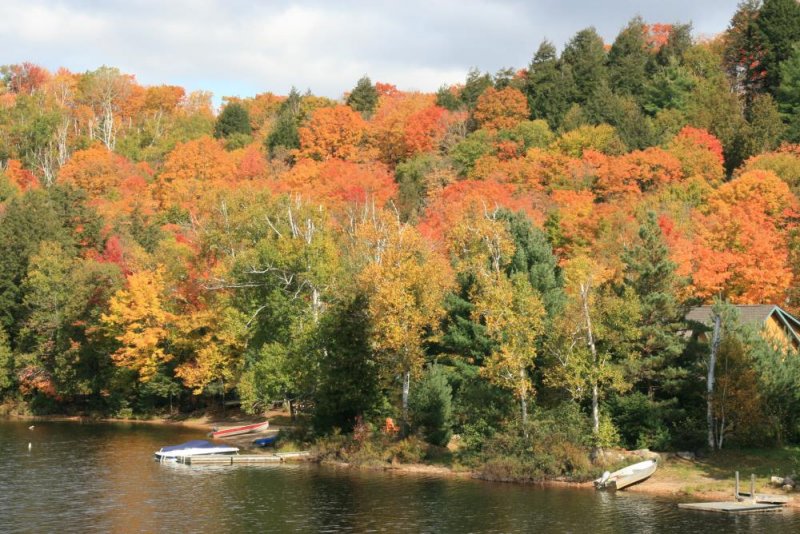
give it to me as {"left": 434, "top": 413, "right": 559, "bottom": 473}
{"left": 2, "top": 420, "right": 799, "bottom": 533}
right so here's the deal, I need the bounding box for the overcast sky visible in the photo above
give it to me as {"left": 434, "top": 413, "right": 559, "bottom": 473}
{"left": 0, "top": 0, "right": 740, "bottom": 105}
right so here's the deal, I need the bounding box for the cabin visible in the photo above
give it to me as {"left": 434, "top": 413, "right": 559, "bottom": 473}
{"left": 685, "top": 305, "right": 800, "bottom": 351}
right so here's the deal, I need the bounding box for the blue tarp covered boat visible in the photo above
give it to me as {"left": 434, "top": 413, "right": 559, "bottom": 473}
{"left": 154, "top": 440, "right": 239, "bottom": 461}
{"left": 252, "top": 435, "right": 278, "bottom": 447}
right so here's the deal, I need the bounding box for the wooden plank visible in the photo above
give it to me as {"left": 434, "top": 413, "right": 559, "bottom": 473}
{"left": 678, "top": 502, "right": 783, "bottom": 514}
{"left": 736, "top": 492, "right": 791, "bottom": 504}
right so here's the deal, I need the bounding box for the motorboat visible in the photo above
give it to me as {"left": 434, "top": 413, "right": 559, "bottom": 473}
{"left": 209, "top": 421, "right": 270, "bottom": 439}
{"left": 594, "top": 459, "right": 657, "bottom": 490}
{"left": 154, "top": 440, "right": 239, "bottom": 461}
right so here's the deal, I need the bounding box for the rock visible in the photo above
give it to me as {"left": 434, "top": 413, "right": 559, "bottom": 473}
{"left": 676, "top": 451, "right": 696, "bottom": 461}
{"left": 771, "top": 476, "right": 786, "bottom": 487}
{"left": 783, "top": 484, "right": 794, "bottom": 492}
{"left": 635, "top": 449, "right": 661, "bottom": 461}
{"left": 784, "top": 475, "right": 796, "bottom": 488}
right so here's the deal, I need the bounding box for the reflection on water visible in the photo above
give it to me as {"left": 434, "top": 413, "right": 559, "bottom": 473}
{"left": 1, "top": 420, "right": 798, "bottom": 533}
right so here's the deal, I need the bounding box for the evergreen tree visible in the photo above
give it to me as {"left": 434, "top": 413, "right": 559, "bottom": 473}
{"left": 621, "top": 212, "right": 688, "bottom": 396}
{"left": 561, "top": 27, "right": 608, "bottom": 104}
{"left": 607, "top": 17, "right": 651, "bottom": 99}
{"left": 313, "top": 295, "right": 382, "bottom": 433}
{"left": 213, "top": 102, "right": 252, "bottom": 138}
{"left": 525, "top": 40, "right": 572, "bottom": 127}
{"left": 346, "top": 76, "right": 379, "bottom": 117}
{"left": 435, "top": 85, "right": 462, "bottom": 111}
{"left": 777, "top": 44, "right": 800, "bottom": 141}
{"left": 409, "top": 365, "right": 453, "bottom": 446}
{"left": 266, "top": 87, "right": 302, "bottom": 155}
{"left": 461, "top": 67, "right": 493, "bottom": 110}
{"left": 655, "top": 23, "right": 693, "bottom": 66}
{"left": 496, "top": 209, "right": 564, "bottom": 317}
{"left": 755, "top": 0, "right": 800, "bottom": 92}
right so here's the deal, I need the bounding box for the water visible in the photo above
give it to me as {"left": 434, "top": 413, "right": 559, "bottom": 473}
{"left": 1, "top": 420, "right": 798, "bottom": 533}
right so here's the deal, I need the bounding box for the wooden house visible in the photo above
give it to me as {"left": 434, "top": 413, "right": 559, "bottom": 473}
{"left": 685, "top": 305, "right": 800, "bottom": 351}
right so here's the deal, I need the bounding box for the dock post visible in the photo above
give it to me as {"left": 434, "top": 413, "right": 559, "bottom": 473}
{"left": 750, "top": 474, "right": 756, "bottom": 504}
{"left": 735, "top": 471, "right": 739, "bottom": 500}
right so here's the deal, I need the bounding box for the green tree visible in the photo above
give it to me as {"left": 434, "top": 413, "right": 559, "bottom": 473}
{"left": 461, "top": 68, "right": 493, "bottom": 110}
{"left": 755, "top": 0, "right": 800, "bottom": 92}
{"left": 561, "top": 27, "right": 607, "bottom": 104}
{"left": 435, "top": 85, "right": 462, "bottom": 111}
{"left": 409, "top": 365, "right": 454, "bottom": 446}
{"left": 0, "top": 326, "right": 13, "bottom": 392}
{"left": 744, "top": 92, "right": 786, "bottom": 154}
{"left": 214, "top": 102, "right": 252, "bottom": 139}
{"left": 266, "top": 87, "right": 302, "bottom": 156}
{"left": 525, "top": 40, "right": 572, "bottom": 127}
{"left": 777, "top": 45, "right": 800, "bottom": 141}
{"left": 0, "top": 186, "right": 102, "bottom": 339}
{"left": 313, "top": 294, "right": 383, "bottom": 433}
{"left": 621, "top": 212, "right": 688, "bottom": 396}
{"left": 497, "top": 209, "right": 564, "bottom": 317}
{"left": 346, "top": 76, "right": 379, "bottom": 117}
{"left": 607, "top": 17, "right": 651, "bottom": 99}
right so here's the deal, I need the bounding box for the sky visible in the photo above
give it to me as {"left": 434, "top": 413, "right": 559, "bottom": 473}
{"left": 0, "top": 0, "right": 741, "bottom": 105}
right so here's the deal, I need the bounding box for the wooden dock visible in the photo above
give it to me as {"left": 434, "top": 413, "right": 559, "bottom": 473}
{"left": 678, "top": 502, "right": 783, "bottom": 514}
{"left": 679, "top": 471, "right": 790, "bottom": 514}
{"left": 176, "top": 451, "right": 311, "bottom": 465}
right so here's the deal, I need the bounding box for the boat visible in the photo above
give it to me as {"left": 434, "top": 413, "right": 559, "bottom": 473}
{"left": 154, "top": 440, "right": 239, "bottom": 461}
{"left": 594, "top": 459, "right": 657, "bottom": 490}
{"left": 252, "top": 435, "right": 278, "bottom": 447}
{"left": 209, "top": 421, "right": 270, "bottom": 439}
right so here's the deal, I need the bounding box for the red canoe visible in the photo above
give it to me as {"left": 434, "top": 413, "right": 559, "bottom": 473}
{"left": 210, "top": 421, "right": 270, "bottom": 438}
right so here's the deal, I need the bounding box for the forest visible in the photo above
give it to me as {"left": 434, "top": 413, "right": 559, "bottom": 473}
{"left": 2, "top": 0, "right": 800, "bottom": 475}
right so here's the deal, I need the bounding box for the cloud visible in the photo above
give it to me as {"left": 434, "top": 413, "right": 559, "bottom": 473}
{"left": 0, "top": 0, "right": 740, "bottom": 104}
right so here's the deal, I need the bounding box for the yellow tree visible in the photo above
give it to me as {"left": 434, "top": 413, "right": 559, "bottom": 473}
{"left": 544, "top": 255, "right": 641, "bottom": 441}
{"left": 448, "top": 209, "right": 545, "bottom": 429}
{"left": 355, "top": 208, "right": 453, "bottom": 425}
{"left": 102, "top": 267, "right": 175, "bottom": 382}
{"left": 472, "top": 271, "right": 545, "bottom": 429}
{"left": 174, "top": 303, "right": 247, "bottom": 395}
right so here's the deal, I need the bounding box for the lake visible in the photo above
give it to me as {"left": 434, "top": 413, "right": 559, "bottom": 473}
{"left": 1, "top": 420, "right": 798, "bottom": 533}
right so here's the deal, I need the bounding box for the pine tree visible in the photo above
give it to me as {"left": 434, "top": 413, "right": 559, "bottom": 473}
{"left": 777, "top": 45, "right": 800, "bottom": 141}
{"left": 621, "top": 212, "right": 688, "bottom": 396}
{"left": 266, "top": 88, "right": 302, "bottom": 155}
{"left": 346, "top": 76, "right": 379, "bottom": 117}
{"left": 607, "top": 17, "right": 651, "bottom": 99}
{"left": 561, "top": 27, "right": 608, "bottom": 104}
{"left": 756, "top": 0, "right": 800, "bottom": 92}
{"left": 525, "top": 40, "right": 572, "bottom": 128}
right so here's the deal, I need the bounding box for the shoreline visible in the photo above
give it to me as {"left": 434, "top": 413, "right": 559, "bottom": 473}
{"left": 5, "top": 413, "right": 797, "bottom": 506}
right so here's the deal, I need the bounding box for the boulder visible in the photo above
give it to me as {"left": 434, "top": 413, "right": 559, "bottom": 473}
{"left": 676, "top": 451, "right": 696, "bottom": 461}
{"left": 771, "top": 476, "right": 785, "bottom": 487}
{"left": 635, "top": 449, "right": 661, "bottom": 461}
{"left": 783, "top": 484, "right": 794, "bottom": 492}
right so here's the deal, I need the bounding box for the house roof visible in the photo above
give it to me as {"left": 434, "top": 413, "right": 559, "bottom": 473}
{"left": 686, "top": 305, "right": 778, "bottom": 327}
{"left": 686, "top": 304, "right": 800, "bottom": 346}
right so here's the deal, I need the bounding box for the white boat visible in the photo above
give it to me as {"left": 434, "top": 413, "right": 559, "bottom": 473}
{"left": 154, "top": 440, "right": 239, "bottom": 461}
{"left": 594, "top": 459, "right": 657, "bottom": 490}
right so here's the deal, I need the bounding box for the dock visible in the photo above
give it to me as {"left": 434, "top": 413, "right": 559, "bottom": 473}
{"left": 176, "top": 451, "right": 311, "bottom": 465}
{"left": 677, "top": 502, "right": 783, "bottom": 514}
{"left": 679, "top": 471, "right": 790, "bottom": 514}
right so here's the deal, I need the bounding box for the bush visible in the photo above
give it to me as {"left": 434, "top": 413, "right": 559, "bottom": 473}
{"left": 409, "top": 366, "right": 453, "bottom": 446}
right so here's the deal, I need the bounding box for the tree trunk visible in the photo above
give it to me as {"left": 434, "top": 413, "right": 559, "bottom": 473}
{"left": 402, "top": 370, "right": 411, "bottom": 433}
{"left": 707, "top": 313, "right": 721, "bottom": 450}
{"left": 580, "top": 282, "right": 600, "bottom": 436}
{"left": 519, "top": 366, "right": 528, "bottom": 435}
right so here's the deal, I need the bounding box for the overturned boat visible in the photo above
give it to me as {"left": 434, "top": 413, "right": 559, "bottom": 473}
{"left": 209, "top": 421, "right": 270, "bottom": 439}
{"left": 594, "top": 459, "right": 657, "bottom": 490}
{"left": 154, "top": 440, "right": 239, "bottom": 461}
